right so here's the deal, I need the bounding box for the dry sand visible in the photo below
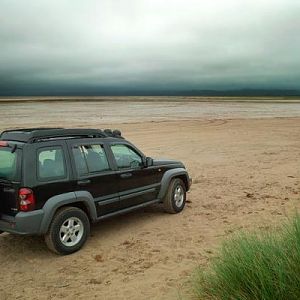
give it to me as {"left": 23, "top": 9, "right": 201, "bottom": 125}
{"left": 0, "top": 101, "right": 300, "bottom": 299}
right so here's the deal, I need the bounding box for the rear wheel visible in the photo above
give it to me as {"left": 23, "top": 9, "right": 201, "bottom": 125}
{"left": 45, "top": 207, "right": 90, "bottom": 255}
{"left": 163, "top": 178, "right": 186, "bottom": 214}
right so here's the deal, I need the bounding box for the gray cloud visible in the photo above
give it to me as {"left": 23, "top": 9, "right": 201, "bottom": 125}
{"left": 1, "top": 0, "right": 300, "bottom": 95}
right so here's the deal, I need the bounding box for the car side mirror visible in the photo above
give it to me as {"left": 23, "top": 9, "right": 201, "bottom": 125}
{"left": 145, "top": 157, "right": 153, "bottom": 167}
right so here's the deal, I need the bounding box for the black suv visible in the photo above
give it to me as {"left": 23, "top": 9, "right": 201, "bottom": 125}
{"left": 0, "top": 128, "right": 192, "bottom": 254}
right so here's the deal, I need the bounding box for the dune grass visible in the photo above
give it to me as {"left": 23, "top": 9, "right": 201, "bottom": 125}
{"left": 193, "top": 215, "right": 300, "bottom": 300}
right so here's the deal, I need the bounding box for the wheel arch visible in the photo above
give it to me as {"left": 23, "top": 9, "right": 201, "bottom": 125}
{"left": 58, "top": 201, "right": 92, "bottom": 222}
{"left": 176, "top": 174, "right": 189, "bottom": 191}
{"left": 158, "top": 168, "right": 190, "bottom": 200}
{"left": 39, "top": 191, "right": 97, "bottom": 234}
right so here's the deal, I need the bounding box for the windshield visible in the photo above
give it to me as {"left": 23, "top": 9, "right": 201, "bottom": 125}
{"left": 0, "top": 148, "right": 19, "bottom": 181}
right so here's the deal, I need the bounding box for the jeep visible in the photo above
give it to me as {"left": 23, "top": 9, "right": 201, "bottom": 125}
{"left": 0, "top": 128, "right": 192, "bottom": 254}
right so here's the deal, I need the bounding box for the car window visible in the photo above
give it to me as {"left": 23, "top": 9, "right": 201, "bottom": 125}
{"left": 111, "top": 144, "right": 142, "bottom": 169}
{"left": 0, "top": 148, "right": 19, "bottom": 181}
{"left": 72, "top": 147, "right": 89, "bottom": 176}
{"left": 73, "top": 144, "right": 110, "bottom": 175}
{"left": 38, "top": 147, "right": 66, "bottom": 180}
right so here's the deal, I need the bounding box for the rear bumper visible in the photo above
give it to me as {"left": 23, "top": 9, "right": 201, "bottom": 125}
{"left": 0, "top": 210, "right": 44, "bottom": 235}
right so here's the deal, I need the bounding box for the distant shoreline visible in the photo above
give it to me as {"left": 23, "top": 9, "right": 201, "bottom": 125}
{"left": 1, "top": 96, "right": 300, "bottom": 103}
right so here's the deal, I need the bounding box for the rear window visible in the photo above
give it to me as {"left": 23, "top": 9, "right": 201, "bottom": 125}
{"left": 0, "top": 148, "right": 19, "bottom": 181}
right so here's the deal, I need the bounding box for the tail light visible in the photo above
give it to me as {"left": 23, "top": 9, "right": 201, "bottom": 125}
{"left": 19, "top": 188, "right": 35, "bottom": 212}
{"left": 0, "top": 141, "right": 9, "bottom": 147}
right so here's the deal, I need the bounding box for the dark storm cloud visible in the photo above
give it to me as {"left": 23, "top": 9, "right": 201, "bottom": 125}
{"left": 0, "top": 0, "right": 300, "bottom": 95}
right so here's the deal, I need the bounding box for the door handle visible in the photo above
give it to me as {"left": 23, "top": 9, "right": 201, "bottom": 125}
{"left": 77, "top": 179, "right": 91, "bottom": 186}
{"left": 120, "top": 173, "right": 132, "bottom": 179}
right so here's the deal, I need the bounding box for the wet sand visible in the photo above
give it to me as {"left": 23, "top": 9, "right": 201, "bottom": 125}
{"left": 0, "top": 101, "right": 300, "bottom": 299}
{"left": 2, "top": 100, "right": 300, "bottom": 128}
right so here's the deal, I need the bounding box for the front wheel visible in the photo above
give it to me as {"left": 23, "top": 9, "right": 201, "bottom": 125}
{"left": 163, "top": 178, "right": 186, "bottom": 214}
{"left": 45, "top": 207, "right": 90, "bottom": 255}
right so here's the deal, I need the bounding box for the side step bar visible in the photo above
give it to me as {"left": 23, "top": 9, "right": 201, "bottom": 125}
{"left": 95, "top": 199, "right": 160, "bottom": 222}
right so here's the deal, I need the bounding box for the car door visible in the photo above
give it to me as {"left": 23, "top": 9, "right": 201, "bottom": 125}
{"left": 107, "top": 142, "right": 161, "bottom": 209}
{"left": 68, "top": 140, "right": 119, "bottom": 217}
{"left": 28, "top": 141, "right": 75, "bottom": 210}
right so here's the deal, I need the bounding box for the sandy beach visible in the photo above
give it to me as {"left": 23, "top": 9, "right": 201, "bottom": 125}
{"left": 0, "top": 100, "right": 300, "bottom": 299}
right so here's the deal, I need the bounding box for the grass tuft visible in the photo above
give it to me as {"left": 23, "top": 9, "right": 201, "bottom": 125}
{"left": 193, "top": 215, "right": 300, "bottom": 300}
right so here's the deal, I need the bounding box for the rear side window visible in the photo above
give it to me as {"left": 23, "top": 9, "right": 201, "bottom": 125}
{"left": 0, "top": 148, "right": 19, "bottom": 181}
{"left": 72, "top": 147, "right": 88, "bottom": 176}
{"left": 72, "top": 144, "right": 110, "bottom": 176}
{"left": 38, "top": 147, "right": 66, "bottom": 180}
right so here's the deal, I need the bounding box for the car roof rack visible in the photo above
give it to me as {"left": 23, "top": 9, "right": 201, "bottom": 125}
{"left": 0, "top": 128, "right": 123, "bottom": 143}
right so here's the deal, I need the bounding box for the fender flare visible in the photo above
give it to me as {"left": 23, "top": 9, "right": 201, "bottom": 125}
{"left": 39, "top": 191, "right": 97, "bottom": 234}
{"left": 157, "top": 168, "right": 190, "bottom": 200}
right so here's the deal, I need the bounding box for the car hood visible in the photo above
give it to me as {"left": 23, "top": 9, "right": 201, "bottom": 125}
{"left": 152, "top": 158, "right": 185, "bottom": 168}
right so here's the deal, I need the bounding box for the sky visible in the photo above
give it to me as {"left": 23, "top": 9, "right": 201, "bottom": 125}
{"left": 0, "top": 0, "right": 300, "bottom": 95}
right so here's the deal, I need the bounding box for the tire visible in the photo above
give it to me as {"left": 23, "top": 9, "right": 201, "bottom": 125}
{"left": 0, "top": 230, "right": 3, "bottom": 235}
{"left": 163, "top": 178, "right": 186, "bottom": 214}
{"left": 45, "top": 207, "right": 90, "bottom": 255}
